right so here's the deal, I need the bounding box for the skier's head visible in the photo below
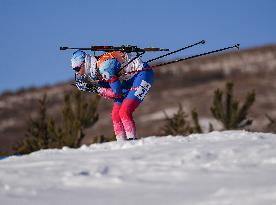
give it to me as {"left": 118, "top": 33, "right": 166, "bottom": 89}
{"left": 71, "top": 50, "right": 86, "bottom": 75}
{"left": 71, "top": 50, "right": 99, "bottom": 79}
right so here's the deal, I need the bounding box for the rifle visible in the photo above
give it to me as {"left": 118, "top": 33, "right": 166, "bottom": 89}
{"left": 60, "top": 44, "right": 171, "bottom": 73}
{"left": 60, "top": 41, "right": 206, "bottom": 72}
{"left": 60, "top": 45, "right": 169, "bottom": 53}
{"left": 60, "top": 41, "right": 239, "bottom": 83}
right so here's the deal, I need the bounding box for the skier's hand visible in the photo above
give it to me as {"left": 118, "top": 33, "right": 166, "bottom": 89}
{"left": 75, "top": 81, "right": 99, "bottom": 93}
{"left": 86, "top": 83, "right": 100, "bottom": 93}
{"left": 75, "top": 81, "right": 87, "bottom": 91}
{"left": 74, "top": 74, "right": 99, "bottom": 93}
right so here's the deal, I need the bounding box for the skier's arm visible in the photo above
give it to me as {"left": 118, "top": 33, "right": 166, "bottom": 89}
{"left": 97, "top": 59, "right": 124, "bottom": 100}
{"left": 74, "top": 71, "right": 122, "bottom": 100}
{"left": 97, "top": 78, "right": 123, "bottom": 100}
{"left": 74, "top": 76, "right": 109, "bottom": 98}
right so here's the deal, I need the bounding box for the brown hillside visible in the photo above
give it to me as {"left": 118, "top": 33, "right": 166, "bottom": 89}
{"left": 1, "top": 44, "right": 276, "bottom": 153}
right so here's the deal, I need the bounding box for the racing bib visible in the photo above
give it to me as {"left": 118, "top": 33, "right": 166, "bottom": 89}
{"left": 134, "top": 80, "right": 151, "bottom": 101}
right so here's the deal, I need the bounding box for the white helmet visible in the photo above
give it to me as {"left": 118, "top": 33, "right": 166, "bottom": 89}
{"left": 84, "top": 55, "right": 99, "bottom": 80}
{"left": 71, "top": 50, "right": 86, "bottom": 69}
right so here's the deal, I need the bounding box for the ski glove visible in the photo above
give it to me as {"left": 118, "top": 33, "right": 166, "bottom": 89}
{"left": 75, "top": 81, "right": 99, "bottom": 93}
{"left": 75, "top": 74, "right": 99, "bottom": 93}
{"left": 86, "top": 83, "right": 100, "bottom": 93}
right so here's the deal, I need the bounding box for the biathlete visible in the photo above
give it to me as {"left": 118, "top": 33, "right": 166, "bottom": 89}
{"left": 71, "top": 50, "right": 154, "bottom": 141}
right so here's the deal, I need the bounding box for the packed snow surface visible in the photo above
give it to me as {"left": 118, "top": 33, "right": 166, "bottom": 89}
{"left": 1, "top": 131, "right": 276, "bottom": 205}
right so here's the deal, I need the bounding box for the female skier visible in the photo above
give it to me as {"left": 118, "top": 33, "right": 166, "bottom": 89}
{"left": 71, "top": 50, "right": 154, "bottom": 141}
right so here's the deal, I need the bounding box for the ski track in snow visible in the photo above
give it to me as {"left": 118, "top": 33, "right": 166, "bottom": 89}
{"left": 0, "top": 130, "right": 276, "bottom": 205}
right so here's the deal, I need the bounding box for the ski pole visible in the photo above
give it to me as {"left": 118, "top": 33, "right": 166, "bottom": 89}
{"left": 146, "top": 40, "right": 206, "bottom": 63}
{"left": 151, "top": 44, "right": 240, "bottom": 68}
{"left": 117, "top": 40, "right": 205, "bottom": 76}
{"left": 117, "top": 51, "right": 146, "bottom": 74}
{"left": 121, "top": 44, "right": 240, "bottom": 76}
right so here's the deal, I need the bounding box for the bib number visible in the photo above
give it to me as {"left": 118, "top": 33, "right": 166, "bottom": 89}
{"left": 134, "top": 80, "right": 151, "bottom": 101}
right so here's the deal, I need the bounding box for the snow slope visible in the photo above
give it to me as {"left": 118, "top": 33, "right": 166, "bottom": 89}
{"left": 1, "top": 131, "right": 276, "bottom": 205}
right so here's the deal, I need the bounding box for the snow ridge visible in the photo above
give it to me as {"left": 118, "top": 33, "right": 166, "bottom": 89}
{"left": 1, "top": 131, "right": 276, "bottom": 205}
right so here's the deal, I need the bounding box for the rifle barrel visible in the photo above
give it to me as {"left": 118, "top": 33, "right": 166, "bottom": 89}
{"left": 60, "top": 45, "right": 169, "bottom": 52}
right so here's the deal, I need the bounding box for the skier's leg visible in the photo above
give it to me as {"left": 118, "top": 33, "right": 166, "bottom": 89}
{"left": 112, "top": 102, "right": 126, "bottom": 140}
{"left": 119, "top": 99, "right": 139, "bottom": 140}
{"left": 119, "top": 68, "right": 154, "bottom": 139}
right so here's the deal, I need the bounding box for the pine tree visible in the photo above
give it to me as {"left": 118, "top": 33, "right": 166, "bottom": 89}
{"left": 61, "top": 90, "right": 100, "bottom": 148}
{"left": 191, "top": 109, "right": 203, "bottom": 133}
{"left": 47, "top": 117, "right": 64, "bottom": 148}
{"left": 161, "top": 104, "right": 194, "bottom": 136}
{"left": 14, "top": 90, "right": 101, "bottom": 154}
{"left": 14, "top": 94, "right": 56, "bottom": 154}
{"left": 210, "top": 81, "right": 255, "bottom": 130}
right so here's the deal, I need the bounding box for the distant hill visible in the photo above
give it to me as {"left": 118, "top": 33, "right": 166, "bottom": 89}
{"left": 1, "top": 44, "right": 276, "bottom": 153}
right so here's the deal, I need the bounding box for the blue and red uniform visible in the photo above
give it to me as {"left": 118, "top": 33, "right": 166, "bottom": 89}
{"left": 92, "top": 51, "right": 154, "bottom": 140}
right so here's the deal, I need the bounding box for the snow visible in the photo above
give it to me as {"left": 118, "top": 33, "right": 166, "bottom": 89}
{"left": 1, "top": 131, "right": 276, "bottom": 205}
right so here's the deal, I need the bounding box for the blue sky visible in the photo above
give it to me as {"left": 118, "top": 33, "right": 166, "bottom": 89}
{"left": 0, "top": 0, "right": 276, "bottom": 93}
